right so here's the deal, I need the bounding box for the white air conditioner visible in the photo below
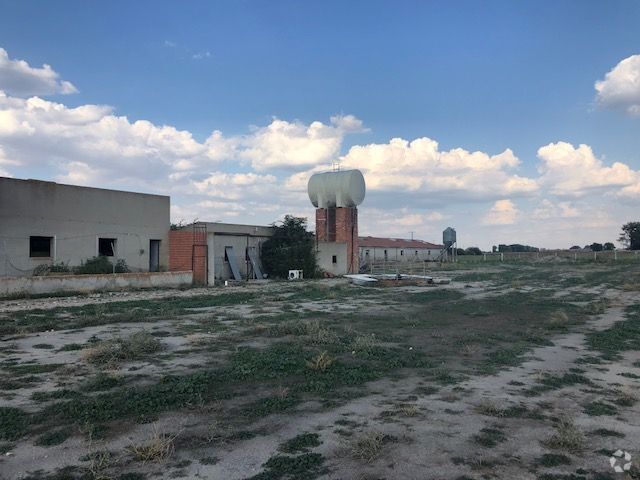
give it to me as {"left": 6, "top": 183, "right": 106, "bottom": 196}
{"left": 288, "top": 270, "right": 303, "bottom": 280}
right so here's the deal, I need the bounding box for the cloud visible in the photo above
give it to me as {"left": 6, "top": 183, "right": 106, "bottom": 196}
{"left": 192, "top": 51, "right": 211, "bottom": 60}
{"left": 482, "top": 199, "right": 519, "bottom": 225}
{"left": 240, "top": 115, "right": 362, "bottom": 171}
{"left": 595, "top": 54, "right": 640, "bottom": 116}
{"left": 532, "top": 199, "right": 579, "bottom": 220}
{"left": 537, "top": 141, "right": 638, "bottom": 196}
{"left": 338, "top": 137, "right": 538, "bottom": 200}
{"left": 0, "top": 47, "right": 77, "bottom": 97}
{"left": 164, "top": 40, "right": 177, "bottom": 48}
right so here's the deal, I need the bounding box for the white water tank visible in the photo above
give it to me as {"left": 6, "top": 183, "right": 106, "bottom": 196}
{"left": 308, "top": 169, "right": 366, "bottom": 208}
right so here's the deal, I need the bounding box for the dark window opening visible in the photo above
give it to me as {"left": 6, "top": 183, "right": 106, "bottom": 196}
{"left": 224, "top": 246, "right": 232, "bottom": 262}
{"left": 332, "top": 255, "right": 337, "bottom": 264}
{"left": 400, "top": 250, "right": 404, "bottom": 256}
{"left": 30, "top": 236, "right": 52, "bottom": 258}
{"left": 384, "top": 249, "right": 388, "bottom": 260}
{"left": 415, "top": 250, "right": 418, "bottom": 255}
{"left": 98, "top": 238, "right": 116, "bottom": 257}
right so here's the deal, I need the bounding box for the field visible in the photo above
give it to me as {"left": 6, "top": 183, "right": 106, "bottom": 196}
{"left": 1, "top": 262, "right": 639, "bottom": 480}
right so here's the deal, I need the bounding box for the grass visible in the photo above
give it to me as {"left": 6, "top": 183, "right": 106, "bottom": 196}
{"left": 534, "top": 453, "right": 572, "bottom": 467}
{"left": 127, "top": 428, "right": 176, "bottom": 463}
{"left": 35, "top": 428, "right": 73, "bottom": 447}
{"left": 249, "top": 453, "right": 326, "bottom": 480}
{"left": 279, "top": 433, "right": 321, "bottom": 454}
{"left": 543, "top": 417, "right": 584, "bottom": 453}
{"left": 583, "top": 401, "right": 618, "bottom": 416}
{"left": 306, "top": 351, "right": 334, "bottom": 371}
{"left": 591, "top": 428, "right": 625, "bottom": 438}
{"left": 0, "top": 407, "right": 29, "bottom": 440}
{"left": 525, "top": 372, "right": 593, "bottom": 396}
{"left": 350, "top": 431, "right": 388, "bottom": 462}
{"left": 472, "top": 427, "right": 506, "bottom": 448}
{"left": 586, "top": 303, "right": 640, "bottom": 360}
{"left": 81, "top": 331, "right": 163, "bottom": 367}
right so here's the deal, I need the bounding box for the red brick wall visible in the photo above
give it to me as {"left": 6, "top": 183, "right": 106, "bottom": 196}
{"left": 335, "top": 207, "right": 359, "bottom": 273}
{"left": 315, "top": 207, "right": 359, "bottom": 274}
{"left": 169, "top": 230, "right": 207, "bottom": 284}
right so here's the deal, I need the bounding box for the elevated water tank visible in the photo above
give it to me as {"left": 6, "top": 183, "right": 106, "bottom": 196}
{"left": 308, "top": 169, "right": 366, "bottom": 208}
{"left": 443, "top": 227, "right": 456, "bottom": 249}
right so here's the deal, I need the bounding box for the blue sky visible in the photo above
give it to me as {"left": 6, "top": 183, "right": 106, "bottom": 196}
{"left": 1, "top": 1, "right": 639, "bottom": 248}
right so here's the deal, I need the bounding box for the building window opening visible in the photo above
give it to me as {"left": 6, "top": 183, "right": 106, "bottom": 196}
{"left": 415, "top": 250, "right": 418, "bottom": 255}
{"left": 98, "top": 238, "right": 116, "bottom": 257}
{"left": 332, "top": 255, "right": 337, "bottom": 264}
{"left": 384, "top": 249, "right": 388, "bottom": 261}
{"left": 400, "top": 250, "right": 404, "bottom": 256}
{"left": 30, "top": 236, "right": 52, "bottom": 258}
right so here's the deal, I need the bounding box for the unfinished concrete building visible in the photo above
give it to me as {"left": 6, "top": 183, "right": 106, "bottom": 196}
{"left": 169, "top": 222, "right": 273, "bottom": 285}
{"left": 0, "top": 177, "right": 169, "bottom": 277}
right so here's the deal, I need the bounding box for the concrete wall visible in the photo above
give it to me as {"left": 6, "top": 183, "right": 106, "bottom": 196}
{"left": 0, "top": 271, "right": 193, "bottom": 296}
{"left": 359, "top": 246, "right": 441, "bottom": 264}
{"left": 0, "top": 177, "right": 170, "bottom": 277}
{"left": 316, "top": 242, "right": 348, "bottom": 276}
{"left": 207, "top": 224, "right": 272, "bottom": 283}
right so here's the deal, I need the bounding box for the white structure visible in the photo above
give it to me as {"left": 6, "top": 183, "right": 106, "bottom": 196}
{"left": 359, "top": 236, "right": 443, "bottom": 266}
{"left": 0, "top": 177, "right": 170, "bottom": 277}
{"left": 308, "top": 169, "right": 366, "bottom": 208}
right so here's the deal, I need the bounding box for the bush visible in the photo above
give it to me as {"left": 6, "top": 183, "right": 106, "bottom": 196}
{"left": 32, "top": 262, "right": 71, "bottom": 276}
{"left": 75, "top": 257, "right": 130, "bottom": 274}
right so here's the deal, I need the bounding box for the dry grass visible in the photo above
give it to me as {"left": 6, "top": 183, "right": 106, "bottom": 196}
{"left": 306, "top": 351, "right": 334, "bottom": 371}
{"left": 543, "top": 417, "right": 584, "bottom": 453}
{"left": 127, "top": 427, "right": 176, "bottom": 463}
{"left": 351, "top": 334, "right": 377, "bottom": 353}
{"left": 304, "top": 320, "right": 338, "bottom": 345}
{"left": 613, "top": 388, "right": 638, "bottom": 407}
{"left": 475, "top": 400, "right": 503, "bottom": 417}
{"left": 547, "top": 310, "right": 570, "bottom": 328}
{"left": 396, "top": 404, "right": 419, "bottom": 417}
{"left": 622, "top": 282, "right": 640, "bottom": 291}
{"left": 350, "top": 431, "right": 387, "bottom": 462}
{"left": 81, "top": 331, "right": 162, "bottom": 367}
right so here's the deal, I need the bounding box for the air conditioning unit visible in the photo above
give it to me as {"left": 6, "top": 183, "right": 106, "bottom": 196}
{"left": 288, "top": 270, "right": 303, "bottom": 280}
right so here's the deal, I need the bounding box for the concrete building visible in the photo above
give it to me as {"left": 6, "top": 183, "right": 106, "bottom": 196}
{"left": 169, "top": 222, "right": 273, "bottom": 285}
{"left": 0, "top": 177, "right": 169, "bottom": 277}
{"left": 359, "top": 236, "right": 443, "bottom": 267}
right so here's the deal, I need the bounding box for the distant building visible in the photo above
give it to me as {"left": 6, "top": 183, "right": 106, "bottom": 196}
{"left": 0, "top": 177, "right": 169, "bottom": 277}
{"left": 359, "top": 236, "right": 444, "bottom": 266}
{"left": 169, "top": 222, "right": 273, "bottom": 285}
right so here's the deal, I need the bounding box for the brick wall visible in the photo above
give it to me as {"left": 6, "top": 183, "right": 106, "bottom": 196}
{"left": 169, "top": 230, "right": 207, "bottom": 284}
{"left": 315, "top": 206, "right": 359, "bottom": 274}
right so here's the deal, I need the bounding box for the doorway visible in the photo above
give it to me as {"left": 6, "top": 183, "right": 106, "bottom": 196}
{"left": 149, "top": 240, "right": 161, "bottom": 272}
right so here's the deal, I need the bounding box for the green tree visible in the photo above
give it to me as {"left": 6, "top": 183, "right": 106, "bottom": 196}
{"left": 619, "top": 222, "right": 640, "bottom": 250}
{"left": 590, "top": 242, "right": 603, "bottom": 252}
{"left": 465, "top": 247, "right": 482, "bottom": 255}
{"left": 261, "top": 215, "right": 318, "bottom": 278}
{"left": 603, "top": 242, "right": 615, "bottom": 251}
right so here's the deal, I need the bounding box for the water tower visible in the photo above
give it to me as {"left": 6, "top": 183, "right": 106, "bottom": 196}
{"left": 443, "top": 227, "right": 457, "bottom": 262}
{"left": 308, "top": 170, "right": 366, "bottom": 273}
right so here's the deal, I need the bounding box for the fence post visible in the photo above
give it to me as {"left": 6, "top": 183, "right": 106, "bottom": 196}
{"left": 614, "top": 250, "right": 617, "bottom": 261}
{"left": 594, "top": 251, "right": 597, "bottom": 261}
{"left": 500, "top": 253, "right": 504, "bottom": 262}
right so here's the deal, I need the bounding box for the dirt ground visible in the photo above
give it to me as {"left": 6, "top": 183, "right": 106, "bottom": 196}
{"left": 1, "top": 262, "right": 639, "bottom": 480}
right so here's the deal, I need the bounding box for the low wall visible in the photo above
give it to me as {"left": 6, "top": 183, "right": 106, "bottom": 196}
{"left": 0, "top": 271, "right": 193, "bottom": 297}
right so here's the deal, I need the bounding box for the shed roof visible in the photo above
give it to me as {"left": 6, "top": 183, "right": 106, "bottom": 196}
{"left": 358, "top": 236, "right": 443, "bottom": 249}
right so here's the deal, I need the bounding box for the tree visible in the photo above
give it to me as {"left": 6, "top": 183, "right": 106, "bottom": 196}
{"left": 603, "top": 242, "right": 615, "bottom": 251}
{"left": 465, "top": 247, "right": 482, "bottom": 255}
{"left": 569, "top": 245, "right": 581, "bottom": 250}
{"left": 261, "top": 215, "right": 318, "bottom": 278}
{"left": 590, "top": 242, "right": 603, "bottom": 252}
{"left": 619, "top": 222, "right": 640, "bottom": 250}
{"left": 456, "top": 248, "right": 466, "bottom": 255}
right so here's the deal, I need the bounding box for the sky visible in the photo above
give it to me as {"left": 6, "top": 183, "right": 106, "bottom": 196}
{"left": 0, "top": 0, "right": 639, "bottom": 249}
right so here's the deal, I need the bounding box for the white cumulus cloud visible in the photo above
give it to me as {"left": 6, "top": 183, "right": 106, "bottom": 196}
{"left": 482, "top": 199, "right": 519, "bottom": 225}
{"left": 0, "top": 47, "right": 78, "bottom": 97}
{"left": 595, "top": 54, "right": 640, "bottom": 116}
{"left": 537, "top": 141, "right": 638, "bottom": 197}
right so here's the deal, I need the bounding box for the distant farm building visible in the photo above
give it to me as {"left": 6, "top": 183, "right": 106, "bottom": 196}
{"left": 359, "top": 236, "right": 444, "bottom": 267}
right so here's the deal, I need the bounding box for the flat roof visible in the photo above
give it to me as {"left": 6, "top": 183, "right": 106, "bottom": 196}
{"left": 359, "top": 236, "right": 443, "bottom": 249}
{"left": 0, "top": 176, "right": 170, "bottom": 200}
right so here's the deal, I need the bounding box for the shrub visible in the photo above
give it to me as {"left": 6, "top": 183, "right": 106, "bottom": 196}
{"left": 75, "top": 256, "right": 130, "bottom": 274}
